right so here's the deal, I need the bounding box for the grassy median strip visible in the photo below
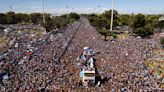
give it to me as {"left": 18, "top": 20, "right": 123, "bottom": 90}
{"left": 0, "top": 35, "right": 8, "bottom": 48}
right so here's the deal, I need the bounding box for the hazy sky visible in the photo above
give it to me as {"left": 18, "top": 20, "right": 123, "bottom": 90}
{"left": 0, "top": 0, "right": 164, "bottom": 14}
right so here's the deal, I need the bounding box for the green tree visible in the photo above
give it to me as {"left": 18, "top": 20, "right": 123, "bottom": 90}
{"left": 102, "top": 10, "right": 118, "bottom": 20}
{"left": 0, "top": 13, "right": 7, "bottom": 24}
{"left": 94, "top": 18, "right": 108, "bottom": 29}
{"left": 157, "top": 20, "right": 164, "bottom": 29}
{"left": 131, "top": 14, "right": 154, "bottom": 38}
{"left": 69, "top": 13, "right": 80, "bottom": 20}
{"left": 98, "top": 29, "right": 110, "bottom": 41}
{"left": 98, "top": 29, "right": 117, "bottom": 41}
{"left": 88, "top": 10, "right": 119, "bottom": 30}
{"left": 87, "top": 14, "right": 99, "bottom": 27}
{"left": 110, "top": 31, "right": 118, "bottom": 39}
{"left": 52, "top": 16, "right": 68, "bottom": 28}
{"left": 133, "top": 27, "right": 145, "bottom": 37}
{"left": 145, "top": 15, "right": 159, "bottom": 28}
{"left": 29, "top": 13, "right": 42, "bottom": 24}
{"left": 15, "top": 13, "right": 29, "bottom": 23}
{"left": 119, "top": 14, "right": 131, "bottom": 26}
{"left": 43, "top": 13, "right": 80, "bottom": 32}
{"left": 102, "top": 10, "right": 119, "bottom": 28}
{"left": 160, "top": 38, "right": 164, "bottom": 48}
{"left": 144, "top": 24, "right": 154, "bottom": 36}
{"left": 6, "top": 12, "right": 16, "bottom": 24}
{"left": 131, "top": 14, "right": 145, "bottom": 29}
{"left": 133, "top": 25, "right": 154, "bottom": 38}
{"left": 44, "top": 14, "right": 54, "bottom": 32}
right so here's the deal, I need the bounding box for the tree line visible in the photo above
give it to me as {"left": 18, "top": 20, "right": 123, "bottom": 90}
{"left": 0, "top": 12, "right": 80, "bottom": 32}
{"left": 86, "top": 10, "right": 164, "bottom": 40}
{"left": 0, "top": 11, "right": 164, "bottom": 40}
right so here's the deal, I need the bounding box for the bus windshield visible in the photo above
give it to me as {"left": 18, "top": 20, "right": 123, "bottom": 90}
{"left": 84, "top": 73, "right": 95, "bottom": 77}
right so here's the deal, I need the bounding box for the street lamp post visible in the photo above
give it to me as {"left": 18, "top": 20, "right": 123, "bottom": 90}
{"left": 9, "top": 5, "right": 13, "bottom": 12}
{"left": 66, "top": 5, "right": 69, "bottom": 22}
{"left": 93, "top": 8, "right": 96, "bottom": 14}
{"left": 98, "top": 5, "right": 100, "bottom": 16}
{"left": 110, "top": 0, "right": 115, "bottom": 31}
{"left": 41, "top": 0, "right": 46, "bottom": 24}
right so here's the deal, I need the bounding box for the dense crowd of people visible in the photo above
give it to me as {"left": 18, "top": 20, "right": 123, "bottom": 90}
{"left": 0, "top": 17, "right": 164, "bottom": 91}
{"left": 0, "top": 20, "right": 81, "bottom": 91}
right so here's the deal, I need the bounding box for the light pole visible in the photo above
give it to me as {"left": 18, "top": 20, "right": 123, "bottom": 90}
{"left": 9, "top": 5, "right": 13, "bottom": 12}
{"left": 110, "top": 0, "right": 115, "bottom": 31}
{"left": 41, "top": 0, "right": 46, "bottom": 24}
{"left": 66, "top": 5, "right": 69, "bottom": 20}
{"left": 98, "top": 5, "right": 100, "bottom": 16}
{"left": 93, "top": 8, "right": 96, "bottom": 14}
{"left": 72, "top": 8, "right": 74, "bottom": 11}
